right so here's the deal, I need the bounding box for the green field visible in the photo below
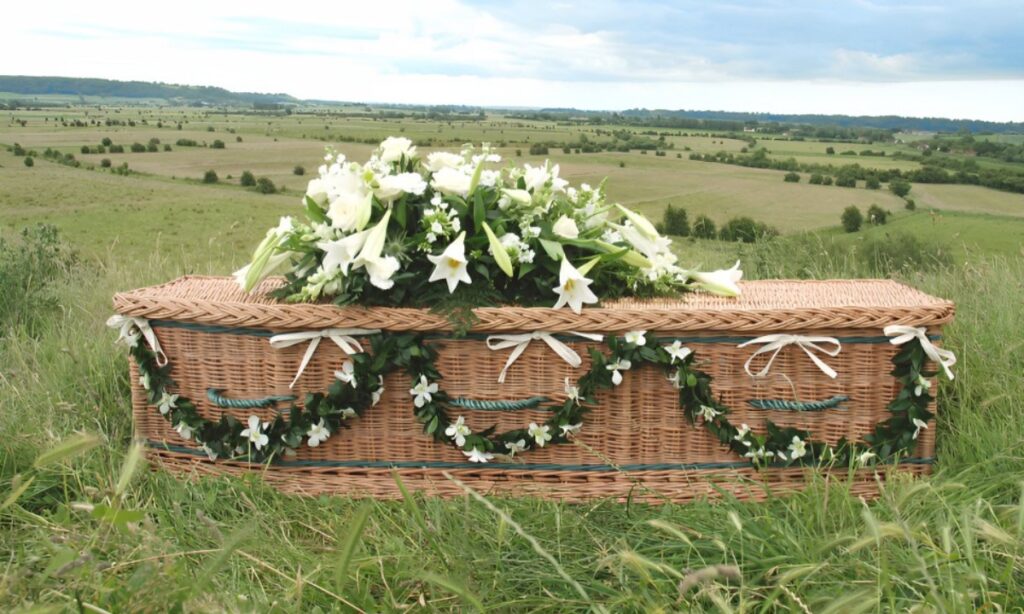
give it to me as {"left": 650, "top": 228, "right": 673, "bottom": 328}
{"left": 3, "top": 107, "right": 1024, "bottom": 611}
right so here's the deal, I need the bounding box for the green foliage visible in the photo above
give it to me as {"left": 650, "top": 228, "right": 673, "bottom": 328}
{"left": 719, "top": 216, "right": 778, "bottom": 243}
{"left": 889, "top": 178, "right": 912, "bottom": 197}
{"left": 202, "top": 169, "right": 219, "bottom": 184}
{"left": 905, "top": 198, "right": 917, "bottom": 211}
{"left": 101, "top": 137, "right": 112, "bottom": 147}
{"left": 240, "top": 170, "right": 256, "bottom": 187}
{"left": 661, "top": 204, "right": 690, "bottom": 236}
{"left": 100, "top": 158, "right": 112, "bottom": 168}
{"left": 865, "top": 175, "right": 881, "bottom": 189}
{"left": 808, "top": 173, "right": 824, "bottom": 184}
{"left": 23, "top": 156, "right": 33, "bottom": 167}
{"left": 783, "top": 171, "right": 800, "bottom": 182}
{"left": 211, "top": 139, "right": 226, "bottom": 149}
{"left": 691, "top": 214, "right": 717, "bottom": 239}
{"left": 0, "top": 225, "right": 76, "bottom": 336}
{"left": 130, "top": 142, "right": 146, "bottom": 153}
{"left": 859, "top": 232, "right": 952, "bottom": 274}
{"left": 255, "top": 176, "right": 277, "bottom": 194}
{"left": 528, "top": 143, "right": 548, "bottom": 155}
{"left": 835, "top": 173, "right": 857, "bottom": 188}
{"left": 841, "top": 205, "right": 863, "bottom": 232}
{"left": 293, "top": 165, "right": 305, "bottom": 176}
{"left": 825, "top": 146, "right": 835, "bottom": 154}
{"left": 867, "top": 204, "right": 889, "bottom": 225}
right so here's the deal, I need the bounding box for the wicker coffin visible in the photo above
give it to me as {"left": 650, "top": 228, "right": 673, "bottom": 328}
{"left": 112, "top": 276, "right": 954, "bottom": 503}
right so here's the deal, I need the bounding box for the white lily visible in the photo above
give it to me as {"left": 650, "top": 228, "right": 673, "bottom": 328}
{"left": 624, "top": 330, "right": 647, "bottom": 346}
{"left": 788, "top": 436, "right": 808, "bottom": 460}
{"left": 606, "top": 358, "right": 631, "bottom": 386}
{"left": 502, "top": 188, "right": 532, "bottom": 205}
{"left": 698, "top": 405, "right": 722, "bottom": 421}
{"left": 427, "top": 232, "right": 472, "bottom": 293}
{"left": 505, "top": 439, "right": 528, "bottom": 456}
{"left": 564, "top": 377, "right": 582, "bottom": 404}
{"left": 240, "top": 415, "right": 270, "bottom": 450}
{"left": 689, "top": 261, "right": 743, "bottom": 297}
{"left": 174, "top": 421, "right": 194, "bottom": 441}
{"left": 445, "top": 416, "right": 472, "bottom": 447}
{"left": 663, "top": 340, "right": 692, "bottom": 364}
{"left": 463, "top": 448, "right": 494, "bottom": 463}
{"left": 334, "top": 360, "right": 357, "bottom": 388}
{"left": 733, "top": 423, "right": 752, "bottom": 447}
{"left": 552, "top": 215, "right": 580, "bottom": 239}
{"left": 318, "top": 230, "right": 369, "bottom": 277}
{"left": 157, "top": 392, "right": 179, "bottom": 416}
{"left": 528, "top": 422, "right": 552, "bottom": 447}
{"left": 352, "top": 209, "right": 400, "bottom": 290}
{"left": 410, "top": 375, "right": 438, "bottom": 408}
{"left": 667, "top": 369, "right": 682, "bottom": 389}
{"left": 552, "top": 258, "right": 599, "bottom": 314}
{"left": 306, "top": 419, "right": 330, "bottom": 447}
{"left": 912, "top": 418, "right": 928, "bottom": 440}
{"left": 325, "top": 169, "right": 373, "bottom": 232}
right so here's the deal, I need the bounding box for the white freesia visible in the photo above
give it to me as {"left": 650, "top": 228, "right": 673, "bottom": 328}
{"left": 667, "top": 369, "right": 682, "bottom": 389}
{"left": 431, "top": 167, "right": 473, "bottom": 197}
{"left": 912, "top": 418, "right": 928, "bottom": 440}
{"left": 664, "top": 340, "right": 692, "bottom": 364}
{"left": 505, "top": 439, "right": 528, "bottom": 456}
{"left": 174, "top": 421, "right": 194, "bottom": 441}
{"left": 528, "top": 422, "right": 552, "bottom": 447}
{"left": 240, "top": 415, "right": 269, "bottom": 450}
{"left": 340, "top": 407, "right": 357, "bottom": 420}
{"left": 371, "top": 376, "right": 385, "bottom": 406}
{"left": 564, "top": 377, "right": 582, "bottom": 404}
{"left": 445, "top": 416, "right": 472, "bottom": 447}
{"left": 374, "top": 172, "right": 427, "bottom": 202}
{"left": 552, "top": 258, "right": 599, "bottom": 314}
{"left": 307, "top": 419, "right": 330, "bottom": 447}
{"left": 318, "top": 229, "right": 369, "bottom": 277}
{"left": 139, "top": 373, "right": 151, "bottom": 391}
{"left": 410, "top": 375, "right": 438, "bottom": 408}
{"left": 788, "top": 436, "right": 807, "bottom": 459}
{"left": 733, "top": 423, "right": 752, "bottom": 446}
{"left": 334, "top": 360, "right": 357, "bottom": 388}
{"left": 427, "top": 232, "right": 472, "bottom": 293}
{"left": 552, "top": 215, "right": 580, "bottom": 239}
{"left": 857, "top": 450, "right": 876, "bottom": 466}
{"left": 157, "top": 392, "right": 179, "bottom": 416}
{"left": 560, "top": 422, "right": 582, "bottom": 437}
{"left": 698, "top": 405, "right": 722, "bottom": 421}
{"left": 424, "top": 151, "right": 465, "bottom": 172}
{"left": 463, "top": 448, "right": 494, "bottom": 463}
{"left": 624, "top": 330, "right": 647, "bottom": 346}
{"left": 606, "top": 358, "right": 631, "bottom": 386}
{"left": 744, "top": 447, "right": 775, "bottom": 462}
{"left": 378, "top": 136, "right": 416, "bottom": 163}
{"left": 352, "top": 209, "right": 400, "bottom": 290}
{"left": 913, "top": 375, "right": 931, "bottom": 397}
{"left": 689, "top": 261, "right": 743, "bottom": 297}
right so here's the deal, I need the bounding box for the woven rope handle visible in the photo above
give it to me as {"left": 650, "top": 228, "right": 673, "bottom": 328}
{"left": 746, "top": 395, "right": 849, "bottom": 411}
{"left": 206, "top": 388, "right": 296, "bottom": 409}
{"left": 449, "top": 396, "right": 552, "bottom": 411}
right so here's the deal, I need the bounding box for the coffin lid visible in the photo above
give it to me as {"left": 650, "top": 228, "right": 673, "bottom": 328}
{"left": 113, "top": 275, "right": 954, "bottom": 334}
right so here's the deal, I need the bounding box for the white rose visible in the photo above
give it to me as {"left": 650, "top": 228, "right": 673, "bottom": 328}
{"left": 431, "top": 167, "right": 473, "bottom": 197}
{"left": 378, "top": 136, "right": 416, "bottom": 163}
{"left": 374, "top": 172, "right": 427, "bottom": 202}
{"left": 305, "top": 178, "right": 328, "bottom": 206}
{"left": 552, "top": 215, "right": 580, "bottom": 239}
{"left": 324, "top": 166, "right": 373, "bottom": 232}
{"left": 424, "top": 151, "right": 465, "bottom": 172}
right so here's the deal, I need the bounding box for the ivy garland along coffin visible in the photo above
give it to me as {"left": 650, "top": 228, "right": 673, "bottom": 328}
{"left": 109, "top": 275, "right": 956, "bottom": 502}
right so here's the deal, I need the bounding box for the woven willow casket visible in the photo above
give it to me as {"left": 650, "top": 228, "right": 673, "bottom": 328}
{"left": 112, "top": 276, "right": 954, "bottom": 503}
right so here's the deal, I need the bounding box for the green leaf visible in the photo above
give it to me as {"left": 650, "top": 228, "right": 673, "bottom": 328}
{"left": 91, "top": 503, "right": 145, "bottom": 526}
{"left": 34, "top": 433, "right": 101, "bottom": 468}
{"left": 594, "top": 240, "right": 651, "bottom": 269}
{"left": 472, "top": 190, "right": 486, "bottom": 233}
{"left": 577, "top": 256, "right": 601, "bottom": 276}
{"left": 114, "top": 441, "right": 145, "bottom": 497}
{"left": 1, "top": 475, "right": 34, "bottom": 511}
{"left": 539, "top": 238, "right": 565, "bottom": 261}
{"left": 482, "top": 222, "right": 514, "bottom": 277}
{"left": 304, "top": 195, "right": 328, "bottom": 224}
{"left": 334, "top": 503, "right": 372, "bottom": 590}
{"left": 394, "top": 200, "right": 408, "bottom": 229}
{"left": 468, "top": 159, "right": 485, "bottom": 196}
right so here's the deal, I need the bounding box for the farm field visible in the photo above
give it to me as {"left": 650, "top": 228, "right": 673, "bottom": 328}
{"left": 3, "top": 106, "right": 1024, "bottom": 611}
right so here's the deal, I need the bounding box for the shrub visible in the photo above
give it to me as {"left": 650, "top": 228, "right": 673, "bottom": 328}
{"left": 256, "top": 177, "right": 277, "bottom": 194}
{"left": 528, "top": 143, "right": 549, "bottom": 155}
{"left": 211, "top": 140, "right": 226, "bottom": 149}
{"left": 835, "top": 174, "right": 857, "bottom": 188}
{"left": 96, "top": 145, "right": 106, "bottom": 153}
{"left": 719, "top": 216, "right": 778, "bottom": 243}
{"left": 661, "top": 204, "right": 690, "bottom": 236}
{"left": 163, "top": 144, "right": 172, "bottom": 152}
{"left": 867, "top": 204, "right": 889, "bottom": 225}
{"left": 176, "top": 138, "right": 199, "bottom": 147}
{"left": 236, "top": 136, "right": 243, "bottom": 143}
{"left": 80, "top": 145, "right": 91, "bottom": 154}
{"left": 130, "top": 142, "right": 146, "bottom": 153}
{"left": 783, "top": 172, "right": 800, "bottom": 183}
{"left": 293, "top": 165, "right": 305, "bottom": 176}
{"left": 841, "top": 206, "right": 863, "bottom": 232}
{"left": 202, "top": 170, "right": 219, "bottom": 184}
{"left": 859, "top": 232, "right": 952, "bottom": 275}
{"left": 109, "top": 144, "right": 125, "bottom": 153}
{"left": 515, "top": 149, "right": 522, "bottom": 156}
{"left": 691, "top": 215, "right": 717, "bottom": 239}
{"left": 809, "top": 173, "right": 824, "bottom": 185}
{"left": 618, "top": 161, "right": 625, "bottom": 168}
{"left": 904, "top": 198, "right": 916, "bottom": 211}
{"left": 23, "top": 156, "right": 33, "bottom": 167}
{"left": 100, "top": 158, "right": 112, "bottom": 168}
{"left": 101, "top": 137, "right": 113, "bottom": 146}
{"left": 865, "top": 176, "right": 881, "bottom": 190}
{"left": 0, "top": 224, "right": 77, "bottom": 336}
{"left": 240, "top": 170, "right": 256, "bottom": 187}
{"left": 822, "top": 176, "right": 834, "bottom": 186}
{"left": 207, "top": 126, "right": 215, "bottom": 132}
{"left": 825, "top": 146, "right": 835, "bottom": 154}
{"left": 12, "top": 143, "right": 26, "bottom": 156}
{"left": 889, "top": 179, "right": 912, "bottom": 198}
{"left": 147, "top": 142, "right": 159, "bottom": 152}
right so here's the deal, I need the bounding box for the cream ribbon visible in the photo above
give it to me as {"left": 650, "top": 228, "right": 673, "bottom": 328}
{"left": 106, "top": 314, "right": 168, "bottom": 366}
{"left": 270, "top": 328, "right": 381, "bottom": 388}
{"left": 738, "top": 334, "right": 842, "bottom": 379}
{"left": 884, "top": 325, "right": 956, "bottom": 380}
{"left": 486, "top": 331, "right": 605, "bottom": 384}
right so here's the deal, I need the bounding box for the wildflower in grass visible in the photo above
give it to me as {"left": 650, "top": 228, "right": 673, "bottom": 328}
{"left": 528, "top": 422, "right": 552, "bottom": 447}
{"left": 445, "top": 416, "right": 472, "bottom": 446}
{"left": 606, "top": 358, "right": 632, "bottom": 386}
{"left": 410, "top": 375, "right": 439, "bottom": 408}
{"left": 306, "top": 419, "right": 330, "bottom": 447}
{"left": 240, "top": 415, "right": 269, "bottom": 450}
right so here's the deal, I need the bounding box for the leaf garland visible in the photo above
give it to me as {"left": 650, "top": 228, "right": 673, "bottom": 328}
{"left": 124, "top": 323, "right": 939, "bottom": 468}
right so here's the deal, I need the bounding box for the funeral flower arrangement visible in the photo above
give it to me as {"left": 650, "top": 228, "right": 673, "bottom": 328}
{"left": 236, "top": 137, "right": 742, "bottom": 310}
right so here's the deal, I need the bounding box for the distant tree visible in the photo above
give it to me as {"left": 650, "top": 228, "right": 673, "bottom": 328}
{"left": 515, "top": 149, "right": 522, "bottom": 156}
{"left": 841, "top": 206, "right": 863, "bottom": 232}
{"left": 101, "top": 137, "right": 113, "bottom": 147}
{"left": 256, "top": 177, "right": 277, "bottom": 194}
{"left": 147, "top": 142, "right": 159, "bottom": 152}
{"left": 240, "top": 170, "right": 256, "bottom": 186}
{"left": 904, "top": 198, "right": 916, "bottom": 211}
{"left": 662, "top": 204, "right": 690, "bottom": 236}
{"left": 236, "top": 136, "right": 243, "bottom": 142}
{"left": 12, "top": 143, "right": 26, "bottom": 156}
{"left": 826, "top": 146, "right": 835, "bottom": 155}
{"left": 719, "top": 216, "right": 778, "bottom": 243}
{"left": 202, "top": 170, "right": 219, "bottom": 184}
{"left": 96, "top": 145, "right": 106, "bottom": 153}
{"left": 100, "top": 158, "right": 112, "bottom": 168}
{"left": 822, "top": 176, "right": 834, "bottom": 186}
{"left": 130, "top": 142, "right": 146, "bottom": 153}
{"left": 889, "top": 178, "right": 912, "bottom": 198}
{"left": 783, "top": 171, "right": 800, "bottom": 183}
{"left": 865, "top": 176, "right": 881, "bottom": 190}
{"left": 293, "top": 165, "right": 305, "bottom": 176}
{"left": 109, "top": 144, "right": 124, "bottom": 153}
{"left": 618, "top": 161, "right": 625, "bottom": 168}
{"left": 211, "top": 139, "right": 226, "bottom": 149}
{"left": 207, "top": 126, "right": 215, "bottom": 132}
{"left": 867, "top": 204, "right": 889, "bottom": 225}
{"left": 809, "top": 173, "right": 824, "bottom": 185}
{"left": 692, "top": 215, "right": 717, "bottom": 239}
{"left": 163, "top": 144, "right": 172, "bottom": 151}
{"left": 23, "top": 156, "right": 33, "bottom": 167}
{"left": 835, "top": 174, "right": 857, "bottom": 188}
{"left": 529, "top": 143, "right": 549, "bottom": 155}
{"left": 80, "top": 145, "right": 91, "bottom": 154}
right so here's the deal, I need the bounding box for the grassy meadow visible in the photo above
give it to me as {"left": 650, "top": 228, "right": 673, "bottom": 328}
{"left": 2, "top": 106, "right": 1024, "bottom": 611}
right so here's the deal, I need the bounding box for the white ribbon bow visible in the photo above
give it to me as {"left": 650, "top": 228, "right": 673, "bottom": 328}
{"left": 270, "top": 328, "right": 381, "bottom": 388}
{"left": 106, "top": 314, "right": 168, "bottom": 366}
{"left": 486, "top": 331, "right": 605, "bottom": 384}
{"left": 884, "top": 325, "right": 956, "bottom": 380}
{"left": 738, "top": 334, "right": 842, "bottom": 379}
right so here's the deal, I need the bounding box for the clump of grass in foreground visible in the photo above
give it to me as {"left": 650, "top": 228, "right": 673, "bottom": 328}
{"left": 1, "top": 244, "right": 1023, "bottom": 611}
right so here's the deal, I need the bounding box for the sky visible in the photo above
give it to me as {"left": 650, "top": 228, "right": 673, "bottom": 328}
{"left": 2, "top": 0, "right": 1023, "bottom": 121}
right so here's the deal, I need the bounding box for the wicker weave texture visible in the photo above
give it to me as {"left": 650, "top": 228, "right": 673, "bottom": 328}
{"left": 120, "top": 276, "right": 946, "bottom": 502}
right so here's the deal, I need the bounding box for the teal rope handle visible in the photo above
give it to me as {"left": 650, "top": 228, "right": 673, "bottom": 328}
{"left": 206, "top": 388, "right": 296, "bottom": 409}
{"left": 747, "top": 395, "right": 849, "bottom": 411}
{"left": 449, "top": 396, "right": 552, "bottom": 411}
